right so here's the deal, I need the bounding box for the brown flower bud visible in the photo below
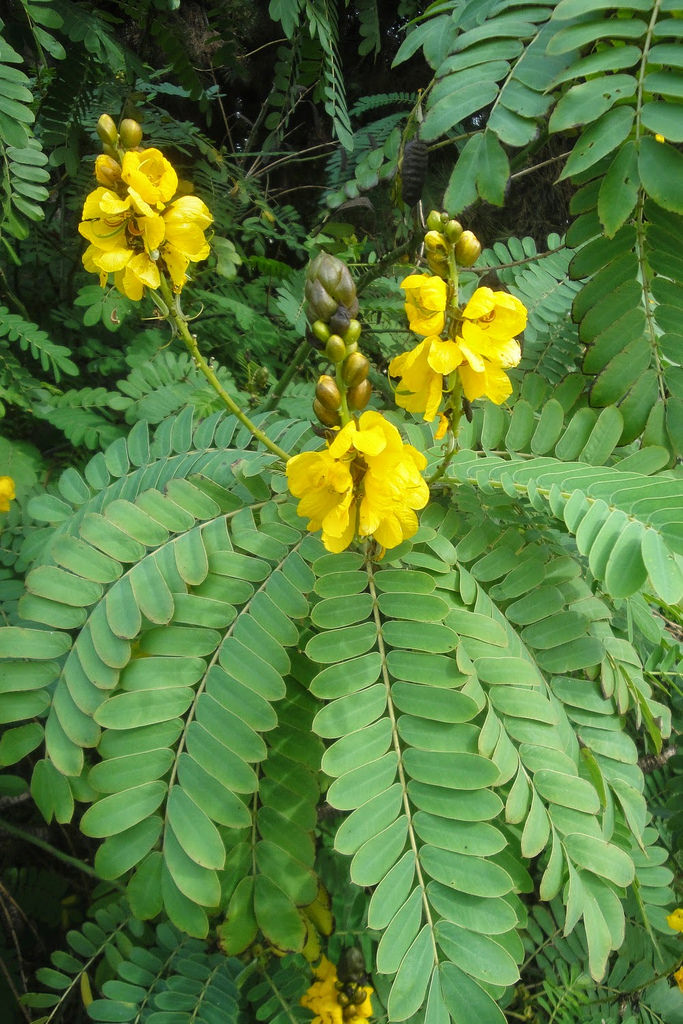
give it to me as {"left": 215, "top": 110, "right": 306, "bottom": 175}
{"left": 96, "top": 114, "right": 118, "bottom": 147}
{"left": 328, "top": 305, "right": 351, "bottom": 336}
{"left": 308, "top": 253, "right": 357, "bottom": 309}
{"left": 305, "top": 279, "right": 338, "bottom": 321}
{"left": 94, "top": 154, "right": 122, "bottom": 188}
{"left": 455, "top": 230, "right": 481, "bottom": 267}
{"left": 315, "top": 375, "right": 341, "bottom": 412}
{"left": 119, "top": 118, "right": 143, "bottom": 149}
{"left": 343, "top": 352, "right": 370, "bottom": 388}
{"left": 347, "top": 378, "right": 372, "bottom": 411}
{"left": 313, "top": 398, "right": 341, "bottom": 427}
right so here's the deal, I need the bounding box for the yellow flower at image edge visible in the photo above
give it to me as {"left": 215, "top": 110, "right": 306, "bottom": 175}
{"left": 666, "top": 908, "right": 683, "bottom": 932}
{"left": 0, "top": 475, "right": 15, "bottom": 512}
{"left": 301, "top": 957, "right": 373, "bottom": 1024}
{"left": 287, "top": 411, "right": 429, "bottom": 554}
{"left": 674, "top": 965, "right": 683, "bottom": 993}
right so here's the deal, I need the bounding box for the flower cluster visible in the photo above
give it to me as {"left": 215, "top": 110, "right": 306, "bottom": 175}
{"left": 300, "top": 957, "right": 373, "bottom": 1024}
{"left": 287, "top": 411, "right": 429, "bottom": 553}
{"left": 389, "top": 274, "right": 527, "bottom": 417}
{"left": 79, "top": 129, "right": 212, "bottom": 300}
{"left": 0, "top": 475, "right": 15, "bottom": 513}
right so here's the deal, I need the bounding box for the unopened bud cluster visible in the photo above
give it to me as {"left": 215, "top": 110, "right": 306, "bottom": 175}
{"left": 424, "top": 209, "right": 481, "bottom": 277}
{"left": 305, "top": 254, "right": 371, "bottom": 427}
{"left": 96, "top": 114, "right": 143, "bottom": 165}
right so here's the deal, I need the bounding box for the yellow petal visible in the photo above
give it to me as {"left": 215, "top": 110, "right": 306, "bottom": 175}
{"left": 427, "top": 336, "right": 462, "bottom": 375}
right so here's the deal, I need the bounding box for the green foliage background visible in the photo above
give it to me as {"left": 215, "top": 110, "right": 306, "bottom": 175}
{"left": 0, "top": 1, "right": 681, "bottom": 1022}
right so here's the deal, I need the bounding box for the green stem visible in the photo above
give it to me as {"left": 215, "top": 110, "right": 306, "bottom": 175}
{"left": 0, "top": 816, "right": 122, "bottom": 888}
{"left": 260, "top": 335, "right": 310, "bottom": 412}
{"left": 157, "top": 276, "right": 289, "bottom": 462}
{"left": 427, "top": 375, "right": 462, "bottom": 485}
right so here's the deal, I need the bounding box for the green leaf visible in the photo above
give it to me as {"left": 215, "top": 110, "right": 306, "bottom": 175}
{"left": 439, "top": 962, "right": 507, "bottom": 1024}
{"left": 0, "top": 626, "right": 70, "bottom": 659}
{"left": 435, "top": 921, "right": 520, "bottom": 986}
{"left": 639, "top": 136, "right": 683, "bottom": 213}
{"left": 387, "top": 928, "right": 434, "bottom": 1022}
{"left": 253, "top": 874, "right": 305, "bottom": 952}
{"left": 559, "top": 107, "right": 635, "bottom": 180}
{"left": 598, "top": 141, "right": 639, "bottom": 237}
{"left": 94, "top": 688, "right": 194, "bottom": 729}
{"left": 350, "top": 815, "right": 408, "bottom": 886}
{"left": 563, "top": 833, "right": 635, "bottom": 886}
{"left": 80, "top": 782, "right": 167, "bottom": 838}
{"left": 30, "top": 758, "right": 74, "bottom": 824}
{"left": 166, "top": 785, "right": 226, "bottom": 870}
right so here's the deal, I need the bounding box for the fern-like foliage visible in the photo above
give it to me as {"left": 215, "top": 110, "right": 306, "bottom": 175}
{"left": 0, "top": 305, "right": 77, "bottom": 385}
{"left": 0, "top": 402, "right": 678, "bottom": 1022}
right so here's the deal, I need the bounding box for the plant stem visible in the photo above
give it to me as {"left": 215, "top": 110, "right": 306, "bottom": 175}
{"left": 158, "top": 276, "right": 289, "bottom": 462}
{"left": 260, "top": 335, "right": 310, "bottom": 412}
{"left": 0, "top": 817, "right": 122, "bottom": 888}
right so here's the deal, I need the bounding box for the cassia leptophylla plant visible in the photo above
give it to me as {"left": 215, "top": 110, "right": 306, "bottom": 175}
{"left": 389, "top": 211, "right": 527, "bottom": 443}
{"left": 286, "top": 254, "right": 429, "bottom": 554}
{"left": 79, "top": 115, "right": 213, "bottom": 301}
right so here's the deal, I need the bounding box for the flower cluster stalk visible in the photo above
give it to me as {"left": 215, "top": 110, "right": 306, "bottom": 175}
{"left": 156, "top": 276, "right": 289, "bottom": 462}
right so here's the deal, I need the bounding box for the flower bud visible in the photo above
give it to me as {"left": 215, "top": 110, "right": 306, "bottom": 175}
{"left": 342, "top": 352, "right": 370, "bottom": 388}
{"left": 305, "top": 279, "right": 338, "bottom": 321}
{"left": 308, "top": 253, "right": 357, "bottom": 309}
{"left": 94, "top": 154, "right": 122, "bottom": 187}
{"left": 444, "top": 219, "right": 463, "bottom": 243}
{"left": 119, "top": 118, "right": 143, "bottom": 149}
{"left": 96, "top": 114, "right": 118, "bottom": 147}
{"left": 424, "top": 230, "right": 447, "bottom": 253}
{"left": 315, "top": 375, "right": 342, "bottom": 412}
{"left": 311, "top": 320, "right": 331, "bottom": 344}
{"left": 455, "top": 230, "right": 481, "bottom": 267}
{"left": 325, "top": 335, "right": 346, "bottom": 363}
{"left": 313, "top": 398, "right": 341, "bottom": 427}
{"left": 426, "top": 253, "right": 449, "bottom": 280}
{"left": 344, "top": 319, "right": 361, "bottom": 347}
{"left": 347, "top": 378, "right": 372, "bottom": 411}
{"left": 426, "top": 209, "right": 443, "bottom": 233}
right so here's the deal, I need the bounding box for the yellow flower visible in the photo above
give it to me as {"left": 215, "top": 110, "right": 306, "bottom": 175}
{"left": 667, "top": 908, "right": 683, "bottom": 932}
{"left": 161, "top": 195, "right": 213, "bottom": 291}
{"left": 0, "top": 476, "right": 15, "bottom": 512}
{"left": 401, "top": 273, "right": 447, "bottom": 336}
{"left": 389, "top": 338, "right": 443, "bottom": 422}
{"left": 655, "top": 133, "right": 666, "bottom": 143}
{"left": 674, "top": 965, "right": 683, "bottom": 992}
{"left": 79, "top": 180, "right": 212, "bottom": 300}
{"left": 121, "top": 148, "right": 178, "bottom": 208}
{"left": 300, "top": 957, "right": 373, "bottom": 1024}
{"left": 462, "top": 287, "right": 526, "bottom": 338}
{"left": 447, "top": 287, "right": 526, "bottom": 405}
{"left": 287, "top": 411, "right": 429, "bottom": 553}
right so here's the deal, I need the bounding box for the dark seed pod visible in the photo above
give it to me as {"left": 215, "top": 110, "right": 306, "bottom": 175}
{"left": 401, "top": 138, "right": 428, "bottom": 207}
{"left": 313, "top": 398, "right": 341, "bottom": 427}
{"left": 342, "top": 352, "right": 370, "bottom": 388}
{"left": 315, "top": 375, "right": 342, "bottom": 412}
{"left": 463, "top": 397, "right": 473, "bottom": 422}
{"left": 328, "top": 304, "right": 351, "bottom": 336}
{"left": 337, "top": 947, "right": 367, "bottom": 985}
{"left": 347, "top": 378, "right": 372, "bottom": 411}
